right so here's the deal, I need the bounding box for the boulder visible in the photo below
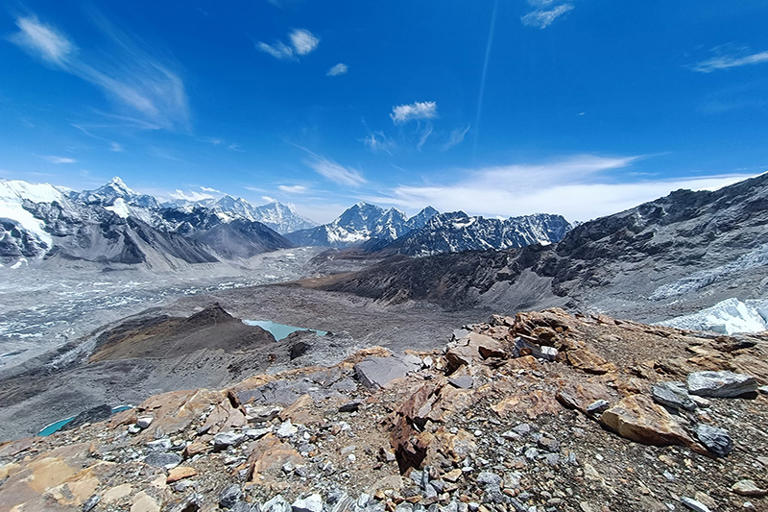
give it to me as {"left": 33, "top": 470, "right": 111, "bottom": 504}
{"left": 219, "top": 484, "right": 242, "bottom": 509}
{"left": 731, "top": 479, "right": 768, "bottom": 497}
{"left": 694, "top": 424, "right": 733, "bottom": 457}
{"left": 354, "top": 355, "right": 418, "bottom": 389}
{"left": 599, "top": 395, "right": 694, "bottom": 447}
{"left": 143, "top": 451, "right": 182, "bottom": 469}
{"left": 681, "top": 497, "right": 711, "bottom": 512}
{"left": 687, "top": 371, "right": 758, "bottom": 398}
{"left": 213, "top": 431, "right": 246, "bottom": 450}
{"left": 651, "top": 382, "right": 697, "bottom": 411}
{"left": 292, "top": 494, "right": 324, "bottom": 512}
{"left": 445, "top": 332, "right": 506, "bottom": 371}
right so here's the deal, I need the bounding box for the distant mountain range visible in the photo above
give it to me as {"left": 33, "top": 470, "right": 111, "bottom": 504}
{"left": 0, "top": 177, "right": 572, "bottom": 269}
{"left": 285, "top": 203, "right": 571, "bottom": 253}
{"left": 0, "top": 178, "right": 298, "bottom": 269}
{"left": 313, "top": 172, "right": 768, "bottom": 325}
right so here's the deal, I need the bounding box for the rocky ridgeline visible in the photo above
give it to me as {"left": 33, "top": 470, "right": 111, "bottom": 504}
{"left": 1, "top": 310, "right": 767, "bottom": 512}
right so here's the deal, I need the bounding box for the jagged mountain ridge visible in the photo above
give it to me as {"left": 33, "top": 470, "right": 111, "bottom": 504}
{"left": 378, "top": 211, "right": 572, "bottom": 256}
{"left": 0, "top": 177, "right": 293, "bottom": 268}
{"left": 170, "top": 195, "right": 316, "bottom": 234}
{"left": 312, "top": 173, "right": 768, "bottom": 321}
{"left": 285, "top": 202, "right": 425, "bottom": 248}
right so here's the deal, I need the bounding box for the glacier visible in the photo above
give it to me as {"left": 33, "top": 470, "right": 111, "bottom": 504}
{"left": 659, "top": 297, "right": 768, "bottom": 334}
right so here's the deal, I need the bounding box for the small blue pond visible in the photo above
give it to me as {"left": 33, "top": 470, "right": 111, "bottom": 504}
{"left": 242, "top": 320, "right": 327, "bottom": 341}
{"left": 38, "top": 405, "right": 133, "bottom": 436}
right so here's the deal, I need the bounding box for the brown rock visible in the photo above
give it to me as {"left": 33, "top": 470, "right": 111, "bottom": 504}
{"left": 599, "top": 394, "right": 694, "bottom": 447}
{"left": 130, "top": 491, "right": 160, "bottom": 512}
{"left": 566, "top": 348, "right": 616, "bottom": 374}
{"left": 183, "top": 441, "right": 209, "bottom": 458}
{"left": 445, "top": 333, "right": 505, "bottom": 371}
{"left": 442, "top": 469, "right": 463, "bottom": 482}
{"left": 246, "top": 433, "right": 303, "bottom": 484}
{"left": 491, "top": 390, "right": 561, "bottom": 419}
{"left": 166, "top": 466, "right": 197, "bottom": 483}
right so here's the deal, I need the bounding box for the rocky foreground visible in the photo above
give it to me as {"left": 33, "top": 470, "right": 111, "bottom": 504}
{"left": 1, "top": 309, "right": 767, "bottom": 512}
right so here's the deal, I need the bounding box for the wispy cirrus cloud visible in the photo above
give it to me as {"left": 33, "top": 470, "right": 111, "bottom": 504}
{"left": 362, "top": 131, "right": 396, "bottom": 154}
{"left": 327, "top": 63, "right": 348, "bottom": 76}
{"left": 692, "top": 45, "right": 768, "bottom": 73}
{"left": 257, "top": 29, "right": 319, "bottom": 60}
{"left": 521, "top": 1, "right": 574, "bottom": 29}
{"left": 9, "top": 13, "right": 190, "bottom": 131}
{"left": 297, "top": 145, "right": 366, "bottom": 187}
{"left": 42, "top": 155, "right": 76, "bottom": 164}
{"left": 278, "top": 184, "right": 308, "bottom": 193}
{"left": 390, "top": 101, "right": 437, "bottom": 124}
{"left": 443, "top": 125, "right": 471, "bottom": 151}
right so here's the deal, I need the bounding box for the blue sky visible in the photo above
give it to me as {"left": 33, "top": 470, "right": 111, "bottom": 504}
{"left": 1, "top": 1, "right": 768, "bottom": 222}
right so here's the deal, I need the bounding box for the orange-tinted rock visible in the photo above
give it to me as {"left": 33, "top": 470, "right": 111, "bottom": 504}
{"left": 600, "top": 394, "right": 694, "bottom": 447}
{"left": 246, "top": 433, "right": 303, "bottom": 484}
{"left": 445, "top": 333, "right": 506, "bottom": 371}
{"left": 166, "top": 466, "right": 197, "bottom": 483}
{"left": 566, "top": 348, "right": 616, "bottom": 374}
{"left": 491, "top": 390, "right": 561, "bottom": 419}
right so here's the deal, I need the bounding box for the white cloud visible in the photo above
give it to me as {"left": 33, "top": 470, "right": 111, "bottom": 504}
{"left": 169, "top": 189, "right": 214, "bottom": 202}
{"left": 257, "top": 41, "right": 295, "bottom": 60}
{"left": 442, "top": 125, "right": 471, "bottom": 151}
{"left": 278, "top": 184, "right": 308, "bottom": 193}
{"left": 9, "top": 14, "right": 190, "bottom": 131}
{"left": 692, "top": 46, "right": 768, "bottom": 73}
{"left": 327, "top": 63, "right": 348, "bottom": 76}
{"left": 257, "top": 28, "right": 319, "bottom": 60}
{"left": 109, "top": 141, "right": 124, "bottom": 152}
{"left": 42, "top": 155, "right": 76, "bottom": 164}
{"left": 521, "top": 4, "right": 574, "bottom": 29}
{"left": 9, "top": 15, "right": 74, "bottom": 66}
{"left": 289, "top": 29, "right": 319, "bottom": 55}
{"left": 391, "top": 101, "right": 438, "bottom": 124}
{"left": 363, "top": 155, "right": 755, "bottom": 221}
{"left": 306, "top": 157, "right": 366, "bottom": 187}
{"left": 417, "top": 125, "right": 433, "bottom": 151}
{"left": 362, "top": 131, "right": 395, "bottom": 153}
{"left": 262, "top": 195, "right": 277, "bottom": 203}
{"left": 295, "top": 144, "right": 366, "bottom": 187}
{"left": 200, "top": 186, "right": 221, "bottom": 193}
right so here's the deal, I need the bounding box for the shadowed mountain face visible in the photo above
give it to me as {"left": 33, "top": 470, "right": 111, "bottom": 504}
{"left": 89, "top": 303, "right": 276, "bottom": 361}
{"left": 313, "top": 173, "right": 768, "bottom": 321}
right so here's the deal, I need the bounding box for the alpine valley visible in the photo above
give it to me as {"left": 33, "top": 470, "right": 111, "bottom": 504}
{"left": 1, "top": 174, "right": 767, "bottom": 512}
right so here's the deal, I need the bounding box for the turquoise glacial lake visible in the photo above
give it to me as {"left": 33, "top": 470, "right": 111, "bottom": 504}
{"left": 38, "top": 405, "right": 133, "bottom": 436}
{"left": 242, "top": 320, "right": 327, "bottom": 341}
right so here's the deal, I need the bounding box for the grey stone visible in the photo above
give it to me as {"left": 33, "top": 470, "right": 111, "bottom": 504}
{"left": 512, "top": 423, "right": 531, "bottom": 435}
{"left": 687, "top": 371, "right": 757, "bottom": 398}
{"left": 219, "top": 484, "right": 242, "bottom": 509}
{"left": 731, "top": 479, "right": 768, "bottom": 497}
{"left": 146, "top": 438, "right": 172, "bottom": 451}
{"left": 82, "top": 494, "right": 100, "bottom": 512}
{"left": 448, "top": 375, "right": 474, "bottom": 389}
{"left": 695, "top": 424, "right": 733, "bottom": 457}
{"left": 136, "top": 417, "right": 153, "bottom": 429}
{"left": 476, "top": 471, "right": 502, "bottom": 487}
{"left": 213, "top": 431, "right": 246, "bottom": 450}
{"left": 143, "top": 451, "right": 182, "bottom": 469}
{"left": 681, "top": 497, "right": 712, "bottom": 512}
{"left": 537, "top": 436, "right": 560, "bottom": 452}
{"left": 292, "top": 494, "right": 324, "bottom": 512}
{"left": 277, "top": 420, "right": 298, "bottom": 438}
{"left": 339, "top": 400, "right": 362, "bottom": 413}
{"left": 585, "top": 400, "right": 610, "bottom": 415}
{"left": 245, "top": 404, "right": 283, "bottom": 422}
{"left": 245, "top": 428, "right": 271, "bottom": 440}
{"left": 354, "top": 356, "right": 415, "bottom": 389}
{"left": 652, "top": 382, "right": 697, "bottom": 411}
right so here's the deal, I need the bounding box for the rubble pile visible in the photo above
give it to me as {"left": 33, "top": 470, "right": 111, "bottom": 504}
{"left": 1, "top": 309, "right": 766, "bottom": 512}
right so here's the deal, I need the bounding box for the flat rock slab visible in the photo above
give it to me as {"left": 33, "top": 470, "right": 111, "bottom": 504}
{"left": 600, "top": 394, "right": 693, "bottom": 447}
{"left": 687, "top": 371, "right": 757, "bottom": 398}
{"left": 354, "top": 355, "right": 419, "bottom": 389}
